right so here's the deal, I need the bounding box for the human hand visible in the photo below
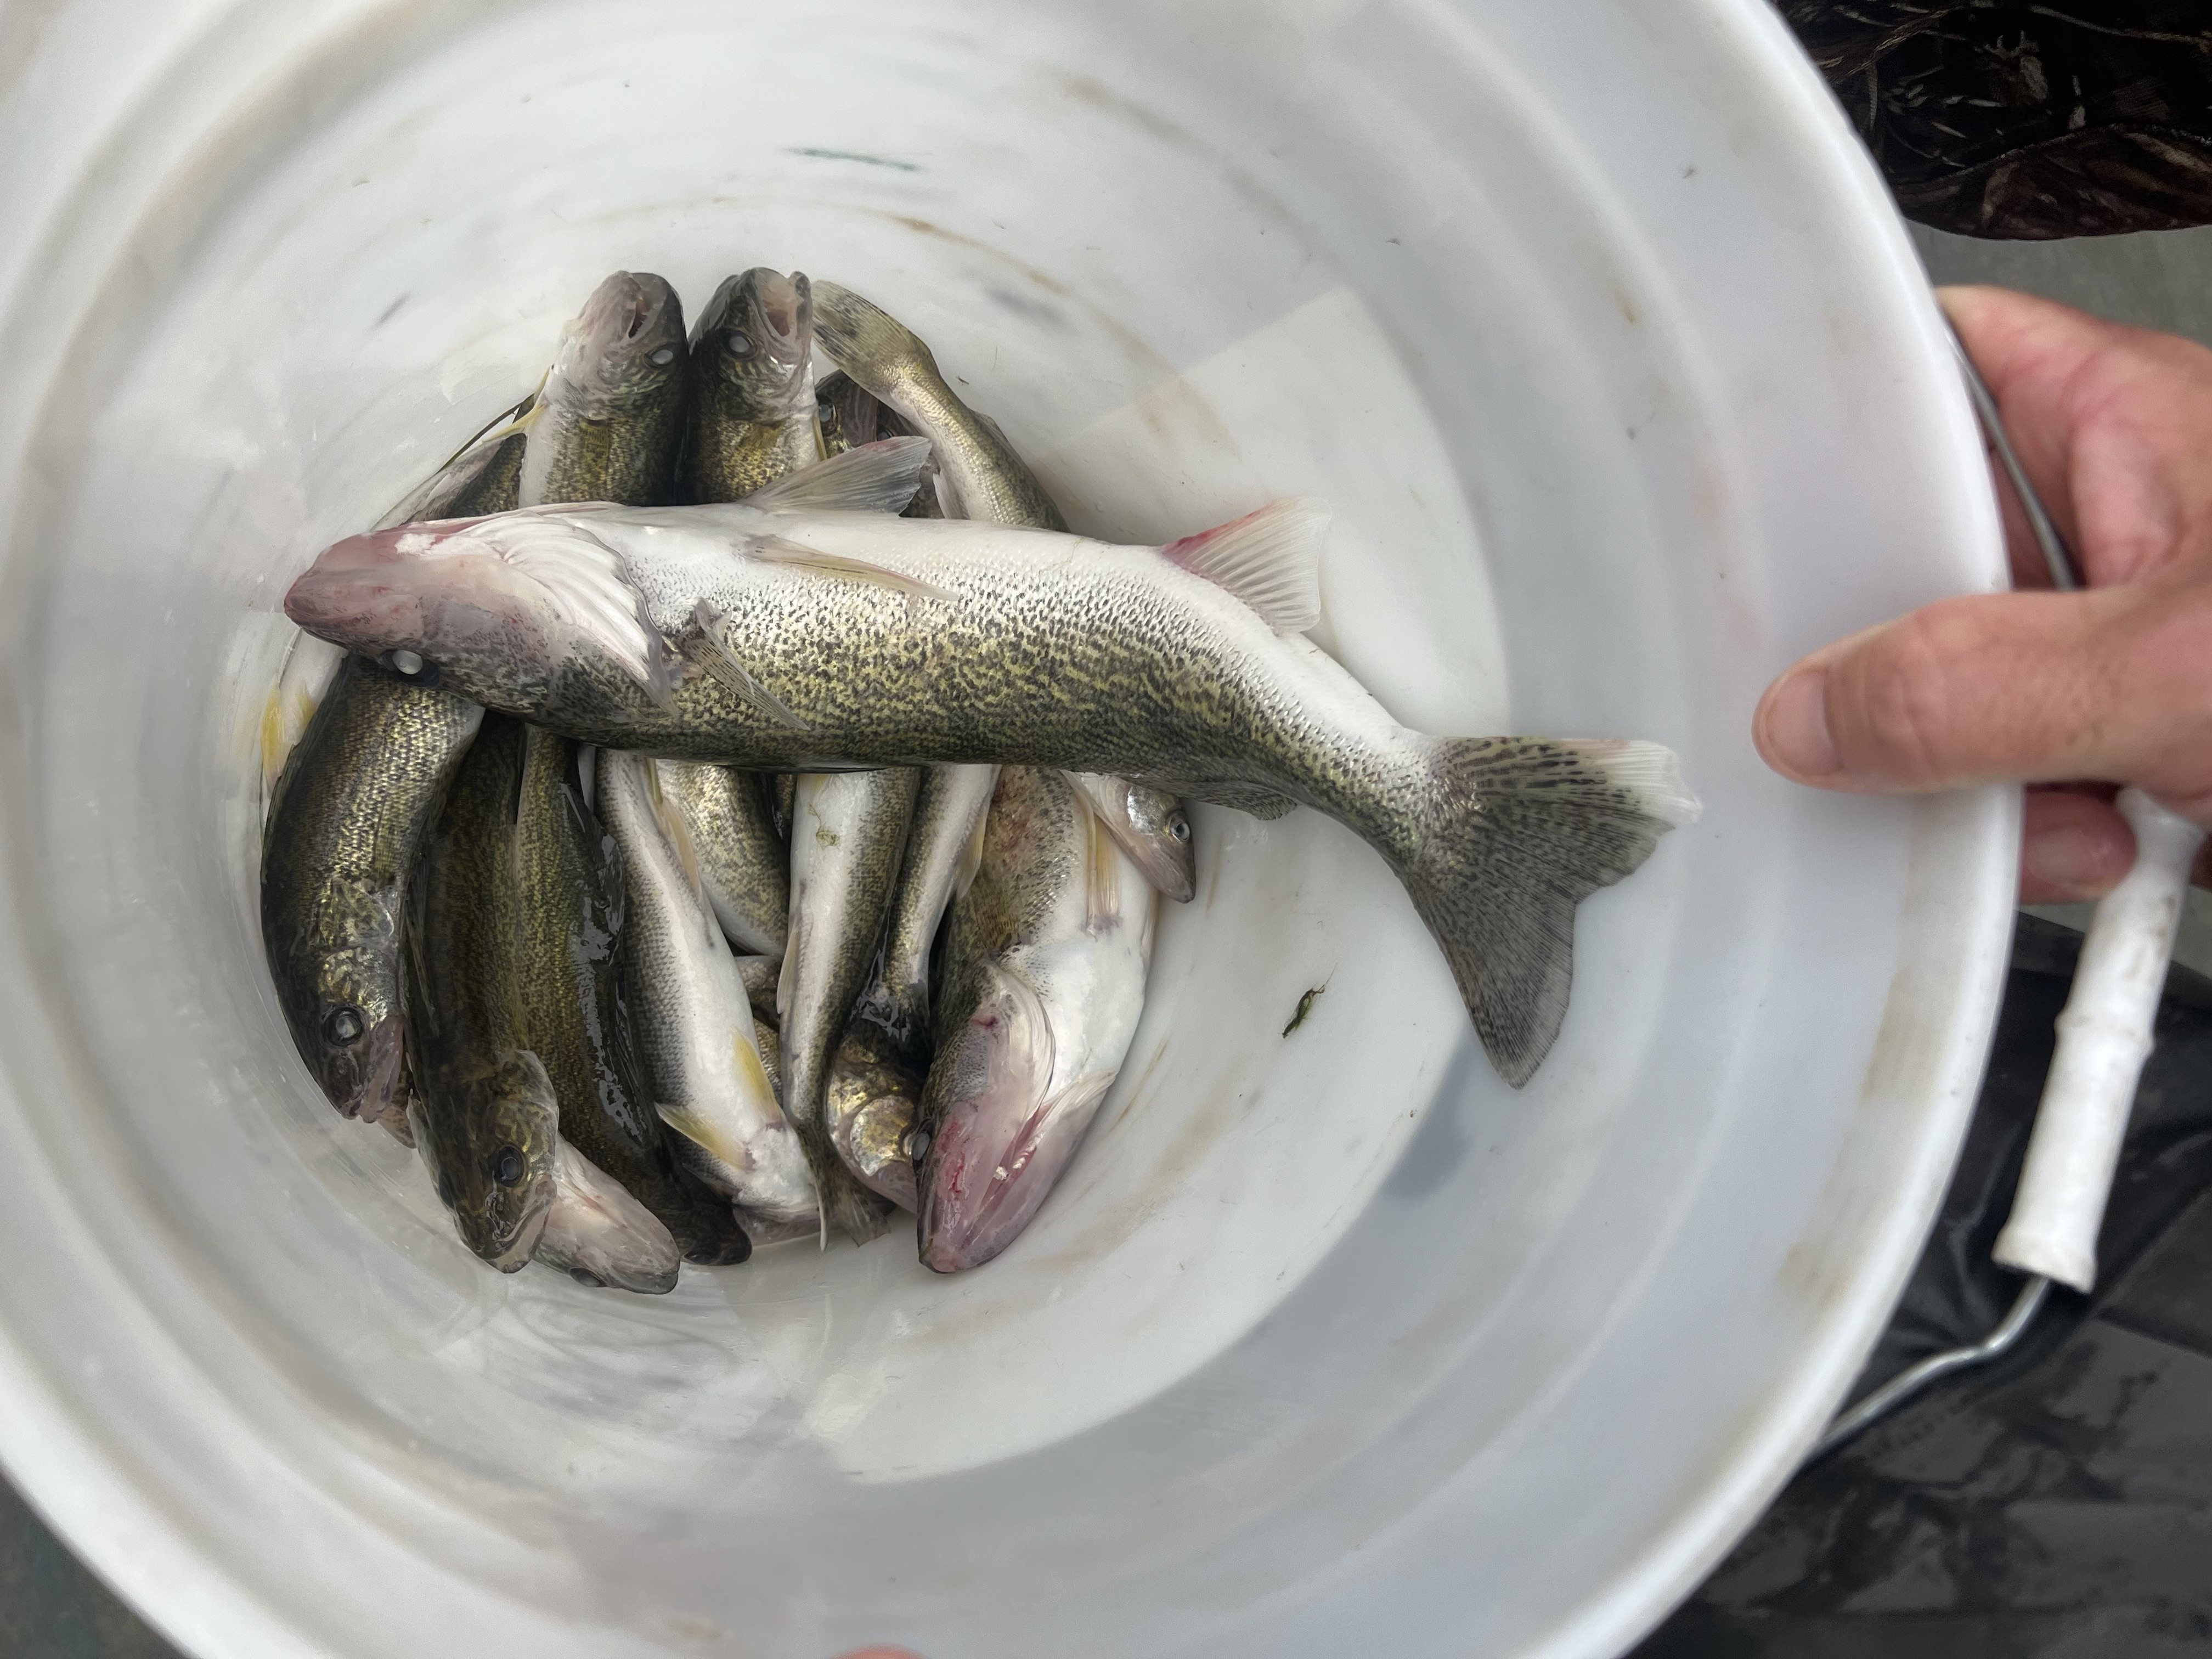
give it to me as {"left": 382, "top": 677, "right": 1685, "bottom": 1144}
{"left": 1753, "top": 283, "right": 2212, "bottom": 901}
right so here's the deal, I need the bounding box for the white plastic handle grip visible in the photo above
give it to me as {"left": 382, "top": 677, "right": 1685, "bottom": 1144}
{"left": 1994, "top": 788, "right": 2206, "bottom": 1292}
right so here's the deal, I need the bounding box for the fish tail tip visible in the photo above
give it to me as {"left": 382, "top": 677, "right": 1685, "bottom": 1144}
{"left": 1410, "top": 736, "right": 1695, "bottom": 1086}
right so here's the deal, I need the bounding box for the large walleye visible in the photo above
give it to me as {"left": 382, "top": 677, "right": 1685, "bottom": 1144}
{"left": 679, "top": 269, "right": 820, "bottom": 504}
{"left": 782, "top": 770, "right": 919, "bottom": 1242}
{"left": 514, "top": 727, "right": 752, "bottom": 1266}
{"left": 917, "top": 766, "right": 1156, "bottom": 1271}
{"left": 287, "top": 467, "right": 1698, "bottom": 1083}
{"left": 403, "top": 715, "right": 560, "bottom": 1270}
{"left": 598, "top": 751, "right": 817, "bottom": 1230}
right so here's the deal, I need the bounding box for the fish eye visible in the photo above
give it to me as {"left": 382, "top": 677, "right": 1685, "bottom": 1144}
{"left": 648, "top": 345, "right": 676, "bottom": 366}
{"left": 321, "top": 1005, "right": 365, "bottom": 1046}
{"left": 379, "top": 648, "right": 440, "bottom": 687}
{"left": 490, "top": 1144, "right": 524, "bottom": 1186}
{"left": 1169, "top": 815, "right": 1192, "bottom": 843}
{"left": 904, "top": 1127, "right": 932, "bottom": 1164}
{"left": 569, "top": 1268, "right": 607, "bottom": 1288}
{"left": 723, "top": 329, "right": 754, "bottom": 359}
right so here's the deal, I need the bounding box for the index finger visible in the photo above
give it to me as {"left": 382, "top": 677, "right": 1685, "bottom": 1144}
{"left": 1940, "top": 284, "right": 2212, "bottom": 589}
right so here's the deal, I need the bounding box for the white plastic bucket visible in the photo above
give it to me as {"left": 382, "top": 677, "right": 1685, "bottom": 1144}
{"left": 0, "top": 2, "right": 2015, "bottom": 1655}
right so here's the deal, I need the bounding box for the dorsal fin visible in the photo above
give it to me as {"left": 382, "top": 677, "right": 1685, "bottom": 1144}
{"left": 745, "top": 435, "right": 932, "bottom": 514}
{"left": 1158, "top": 498, "right": 1328, "bottom": 635}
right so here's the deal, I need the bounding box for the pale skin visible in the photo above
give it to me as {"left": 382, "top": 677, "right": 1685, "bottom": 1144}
{"left": 1756, "top": 284, "right": 2212, "bottom": 902}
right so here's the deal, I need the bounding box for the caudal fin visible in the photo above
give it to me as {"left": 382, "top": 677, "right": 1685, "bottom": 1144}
{"left": 1407, "top": 738, "right": 1699, "bottom": 1087}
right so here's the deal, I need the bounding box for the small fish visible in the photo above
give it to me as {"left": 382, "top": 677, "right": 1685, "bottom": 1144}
{"left": 810, "top": 280, "right": 1066, "bottom": 529}
{"left": 850, "top": 763, "right": 997, "bottom": 1066}
{"left": 916, "top": 768, "right": 1156, "bottom": 1271}
{"left": 599, "top": 751, "right": 817, "bottom": 1229}
{"left": 1064, "top": 773, "right": 1195, "bottom": 902}
{"left": 781, "top": 769, "right": 920, "bottom": 1243}
{"left": 403, "top": 715, "right": 560, "bottom": 1271}
{"left": 288, "top": 481, "right": 1698, "bottom": 1083}
{"left": 826, "top": 1022, "right": 926, "bottom": 1212}
{"left": 679, "top": 269, "right": 821, "bottom": 504}
{"left": 517, "top": 271, "right": 691, "bottom": 508}
{"left": 514, "top": 727, "right": 751, "bottom": 1265}
{"left": 261, "top": 653, "right": 483, "bottom": 1122}
{"left": 533, "top": 1141, "right": 684, "bottom": 1294}
{"left": 654, "top": 761, "right": 788, "bottom": 957}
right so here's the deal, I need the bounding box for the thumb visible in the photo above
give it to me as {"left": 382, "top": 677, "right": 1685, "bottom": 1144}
{"left": 1752, "top": 575, "right": 2212, "bottom": 819}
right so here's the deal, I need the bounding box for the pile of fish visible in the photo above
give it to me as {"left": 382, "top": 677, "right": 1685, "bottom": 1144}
{"left": 263, "top": 267, "right": 1697, "bottom": 1293}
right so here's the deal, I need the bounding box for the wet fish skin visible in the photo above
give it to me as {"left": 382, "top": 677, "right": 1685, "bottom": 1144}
{"left": 259, "top": 333, "right": 533, "bottom": 1125}
{"left": 514, "top": 727, "right": 751, "bottom": 1266}
{"left": 288, "top": 491, "right": 1699, "bottom": 1084}
{"left": 782, "top": 769, "right": 919, "bottom": 1243}
{"left": 856, "top": 762, "right": 997, "bottom": 1066}
{"left": 261, "top": 653, "right": 484, "bottom": 1122}
{"left": 655, "top": 760, "right": 788, "bottom": 958}
{"left": 810, "top": 280, "right": 1067, "bottom": 529}
{"left": 404, "top": 715, "right": 560, "bottom": 1271}
{"left": 1065, "top": 773, "right": 1195, "bottom": 902}
{"left": 680, "top": 269, "right": 821, "bottom": 505}
{"left": 816, "top": 370, "right": 941, "bottom": 517}
{"left": 599, "top": 751, "right": 817, "bottom": 1228}
{"left": 826, "top": 1021, "right": 924, "bottom": 1212}
{"left": 917, "top": 766, "right": 1155, "bottom": 1271}
{"left": 533, "top": 1141, "right": 684, "bottom": 1293}
{"left": 519, "top": 271, "right": 691, "bottom": 509}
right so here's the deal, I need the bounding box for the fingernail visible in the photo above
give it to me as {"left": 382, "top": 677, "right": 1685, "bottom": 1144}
{"left": 1760, "top": 669, "right": 1840, "bottom": 777}
{"left": 2025, "top": 823, "right": 2126, "bottom": 896}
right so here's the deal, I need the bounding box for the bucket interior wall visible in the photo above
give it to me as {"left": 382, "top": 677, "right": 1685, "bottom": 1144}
{"left": 0, "top": 2, "right": 2015, "bottom": 1656}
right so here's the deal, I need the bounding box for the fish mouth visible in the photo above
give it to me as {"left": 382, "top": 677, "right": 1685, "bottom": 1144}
{"left": 917, "top": 1101, "right": 1073, "bottom": 1273}
{"left": 744, "top": 269, "right": 815, "bottom": 396}
{"left": 477, "top": 1197, "right": 553, "bottom": 1273}
{"left": 329, "top": 1021, "right": 407, "bottom": 1123}
{"left": 284, "top": 539, "right": 432, "bottom": 653}
{"left": 571, "top": 271, "right": 684, "bottom": 382}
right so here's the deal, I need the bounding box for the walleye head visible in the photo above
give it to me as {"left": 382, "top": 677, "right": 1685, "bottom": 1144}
{"left": 547, "top": 270, "right": 689, "bottom": 415}
{"left": 284, "top": 511, "right": 670, "bottom": 710}
{"left": 287, "top": 939, "right": 405, "bottom": 1122}
{"left": 693, "top": 268, "right": 815, "bottom": 419}
{"left": 1106, "top": 780, "right": 1196, "bottom": 904}
{"left": 916, "top": 965, "right": 1085, "bottom": 1273}
{"left": 415, "top": 1051, "right": 560, "bottom": 1272}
